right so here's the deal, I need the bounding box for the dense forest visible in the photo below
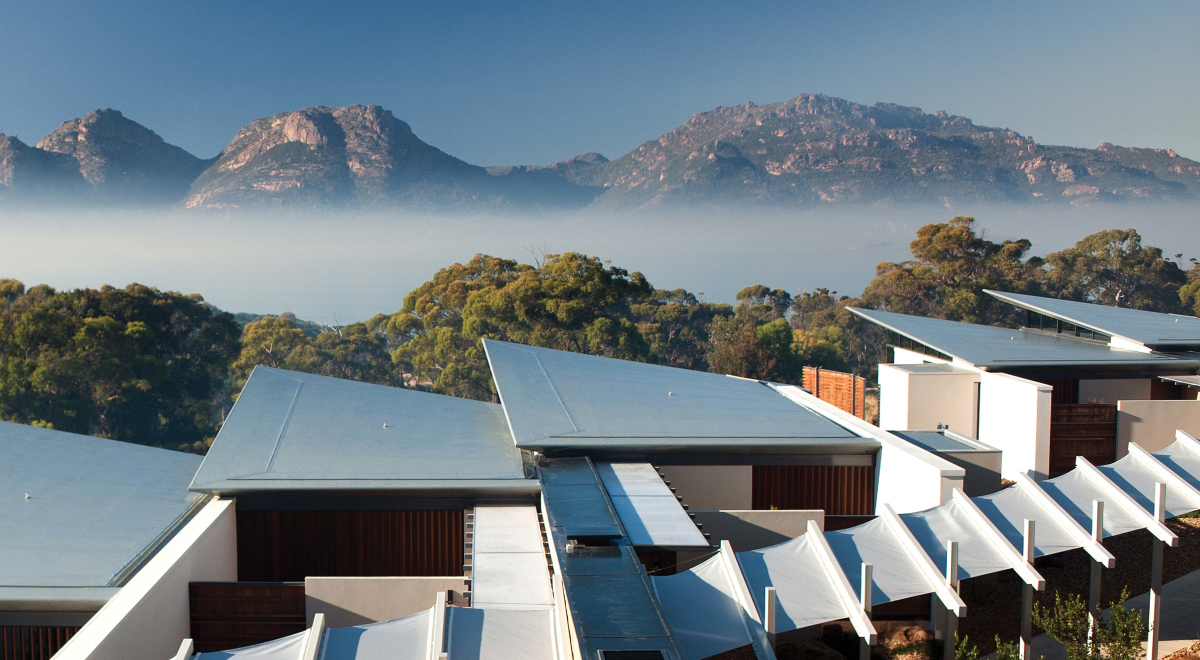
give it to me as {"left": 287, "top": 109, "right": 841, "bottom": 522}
{"left": 1, "top": 217, "right": 1197, "bottom": 452}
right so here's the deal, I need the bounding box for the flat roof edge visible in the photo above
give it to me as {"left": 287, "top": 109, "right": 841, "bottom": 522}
{"left": 190, "top": 478, "right": 542, "bottom": 497}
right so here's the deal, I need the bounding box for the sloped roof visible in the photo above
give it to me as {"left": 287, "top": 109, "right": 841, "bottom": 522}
{"left": 986, "top": 290, "right": 1200, "bottom": 350}
{"left": 482, "top": 339, "right": 869, "bottom": 454}
{"left": 0, "top": 421, "right": 203, "bottom": 603}
{"left": 849, "top": 307, "right": 1200, "bottom": 370}
{"left": 190, "top": 367, "right": 534, "bottom": 495}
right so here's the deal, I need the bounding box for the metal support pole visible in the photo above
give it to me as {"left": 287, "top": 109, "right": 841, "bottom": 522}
{"left": 860, "top": 564, "right": 873, "bottom": 660}
{"left": 1149, "top": 483, "right": 1166, "bottom": 660}
{"left": 1088, "top": 500, "right": 1104, "bottom": 652}
{"left": 765, "top": 586, "right": 777, "bottom": 651}
{"left": 944, "top": 541, "right": 960, "bottom": 660}
{"left": 1020, "top": 520, "right": 1036, "bottom": 660}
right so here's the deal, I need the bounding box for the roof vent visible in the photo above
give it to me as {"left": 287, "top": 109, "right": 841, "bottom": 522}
{"left": 599, "top": 652, "right": 666, "bottom": 660}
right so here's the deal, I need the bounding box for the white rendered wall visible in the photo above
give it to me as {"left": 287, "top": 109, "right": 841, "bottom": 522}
{"left": 305, "top": 577, "right": 466, "bottom": 628}
{"left": 1117, "top": 400, "right": 1200, "bottom": 454}
{"left": 1079, "top": 378, "right": 1152, "bottom": 404}
{"left": 878, "top": 364, "right": 912, "bottom": 431}
{"left": 892, "top": 346, "right": 942, "bottom": 365}
{"left": 53, "top": 498, "right": 237, "bottom": 660}
{"left": 770, "top": 384, "right": 964, "bottom": 514}
{"left": 657, "top": 465, "right": 752, "bottom": 510}
{"left": 878, "top": 364, "right": 980, "bottom": 437}
{"left": 978, "top": 372, "right": 1052, "bottom": 480}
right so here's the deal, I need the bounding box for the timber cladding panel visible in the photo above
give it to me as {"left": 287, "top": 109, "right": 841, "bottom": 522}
{"left": 802, "top": 366, "right": 866, "bottom": 419}
{"left": 1049, "top": 403, "right": 1117, "bottom": 477}
{"left": 0, "top": 627, "right": 77, "bottom": 660}
{"left": 189, "top": 582, "right": 305, "bottom": 652}
{"left": 236, "top": 510, "right": 464, "bottom": 582}
{"left": 751, "top": 465, "right": 875, "bottom": 514}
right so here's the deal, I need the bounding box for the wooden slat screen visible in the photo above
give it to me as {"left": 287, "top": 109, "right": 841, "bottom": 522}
{"left": 751, "top": 465, "right": 874, "bottom": 514}
{"left": 802, "top": 367, "right": 867, "bottom": 419}
{"left": 1049, "top": 403, "right": 1117, "bottom": 477}
{"left": 237, "top": 509, "right": 464, "bottom": 582}
{"left": 0, "top": 627, "right": 78, "bottom": 660}
{"left": 189, "top": 582, "right": 305, "bottom": 652}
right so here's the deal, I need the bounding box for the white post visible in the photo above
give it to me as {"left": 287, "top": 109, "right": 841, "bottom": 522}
{"left": 765, "top": 586, "right": 777, "bottom": 651}
{"left": 172, "top": 639, "right": 195, "bottom": 660}
{"left": 1020, "top": 520, "right": 1035, "bottom": 660}
{"left": 944, "top": 541, "right": 960, "bottom": 660}
{"left": 1149, "top": 483, "right": 1166, "bottom": 660}
{"left": 861, "top": 564, "right": 874, "bottom": 660}
{"left": 301, "top": 612, "right": 325, "bottom": 660}
{"left": 1088, "top": 500, "right": 1104, "bottom": 652}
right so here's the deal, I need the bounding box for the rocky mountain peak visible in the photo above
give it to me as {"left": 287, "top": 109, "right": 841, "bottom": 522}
{"left": 185, "top": 104, "right": 486, "bottom": 209}
{"left": 36, "top": 108, "right": 208, "bottom": 202}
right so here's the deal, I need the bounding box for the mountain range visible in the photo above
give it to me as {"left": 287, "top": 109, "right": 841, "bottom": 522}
{"left": 2, "top": 93, "right": 1197, "bottom": 210}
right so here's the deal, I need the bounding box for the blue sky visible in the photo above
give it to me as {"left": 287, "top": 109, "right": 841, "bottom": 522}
{"left": 1, "top": 0, "right": 1196, "bottom": 165}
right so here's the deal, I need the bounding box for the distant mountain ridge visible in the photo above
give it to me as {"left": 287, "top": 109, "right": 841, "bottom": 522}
{"left": 2, "top": 94, "right": 1197, "bottom": 209}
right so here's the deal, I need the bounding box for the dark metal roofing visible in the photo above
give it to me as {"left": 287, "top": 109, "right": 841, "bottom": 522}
{"left": 190, "top": 367, "right": 535, "bottom": 496}
{"left": 0, "top": 421, "right": 203, "bottom": 602}
{"left": 539, "top": 458, "right": 682, "bottom": 660}
{"left": 482, "top": 339, "right": 865, "bottom": 454}
{"left": 849, "top": 307, "right": 1200, "bottom": 370}
{"left": 986, "top": 290, "right": 1200, "bottom": 349}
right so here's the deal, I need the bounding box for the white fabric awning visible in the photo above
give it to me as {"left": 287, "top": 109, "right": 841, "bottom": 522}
{"left": 737, "top": 532, "right": 850, "bottom": 632}
{"left": 651, "top": 554, "right": 754, "bottom": 660}
{"left": 193, "top": 631, "right": 308, "bottom": 660}
{"left": 322, "top": 610, "right": 432, "bottom": 659}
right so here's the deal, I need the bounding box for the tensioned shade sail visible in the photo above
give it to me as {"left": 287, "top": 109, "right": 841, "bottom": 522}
{"left": 825, "top": 517, "right": 939, "bottom": 607}
{"left": 321, "top": 610, "right": 432, "bottom": 659}
{"left": 651, "top": 554, "right": 752, "bottom": 660}
{"left": 194, "top": 631, "right": 307, "bottom": 660}
{"left": 736, "top": 533, "right": 848, "bottom": 632}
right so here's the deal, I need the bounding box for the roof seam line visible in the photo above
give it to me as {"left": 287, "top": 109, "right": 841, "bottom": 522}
{"left": 532, "top": 353, "right": 579, "bottom": 433}
{"left": 264, "top": 381, "right": 304, "bottom": 473}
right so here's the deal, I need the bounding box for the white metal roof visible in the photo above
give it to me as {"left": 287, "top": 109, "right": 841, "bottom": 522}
{"left": 987, "top": 289, "right": 1200, "bottom": 350}
{"left": 483, "top": 339, "right": 869, "bottom": 454}
{"left": 190, "top": 367, "right": 534, "bottom": 495}
{"left": 849, "top": 307, "right": 1200, "bottom": 369}
{"left": 596, "top": 463, "right": 708, "bottom": 548}
{"left": 0, "top": 421, "right": 203, "bottom": 601}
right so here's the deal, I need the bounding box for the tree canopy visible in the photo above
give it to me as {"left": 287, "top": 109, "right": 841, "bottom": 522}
{"left": 0, "top": 218, "right": 1194, "bottom": 451}
{"left": 0, "top": 281, "right": 239, "bottom": 451}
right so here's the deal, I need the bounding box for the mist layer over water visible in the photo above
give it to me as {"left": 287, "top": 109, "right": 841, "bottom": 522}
{"left": 1, "top": 203, "right": 1197, "bottom": 323}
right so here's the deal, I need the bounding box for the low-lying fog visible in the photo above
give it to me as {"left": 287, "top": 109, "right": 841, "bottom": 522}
{"left": 2, "top": 203, "right": 1197, "bottom": 323}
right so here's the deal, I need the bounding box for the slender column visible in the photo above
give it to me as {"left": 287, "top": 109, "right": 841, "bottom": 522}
{"left": 1149, "top": 483, "right": 1166, "bottom": 660}
{"left": 944, "top": 541, "right": 960, "bottom": 660}
{"left": 765, "top": 586, "right": 777, "bottom": 651}
{"left": 1088, "top": 500, "right": 1104, "bottom": 652}
{"left": 301, "top": 612, "right": 325, "bottom": 660}
{"left": 860, "top": 564, "right": 874, "bottom": 660}
{"left": 1020, "top": 520, "right": 1036, "bottom": 660}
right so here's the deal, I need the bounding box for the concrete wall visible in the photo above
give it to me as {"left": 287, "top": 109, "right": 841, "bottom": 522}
{"left": 53, "top": 498, "right": 237, "bottom": 660}
{"left": 1117, "top": 400, "right": 1200, "bottom": 454}
{"left": 878, "top": 364, "right": 980, "bottom": 437}
{"left": 657, "top": 465, "right": 752, "bottom": 511}
{"left": 978, "top": 372, "right": 1052, "bottom": 480}
{"left": 1080, "top": 378, "right": 1152, "bottom": 404}
{"left": 305, "top": 577, "right": 466, "bottom": 628}
{"left": 689, "top": 510, "right": 824, "bottom": 552}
